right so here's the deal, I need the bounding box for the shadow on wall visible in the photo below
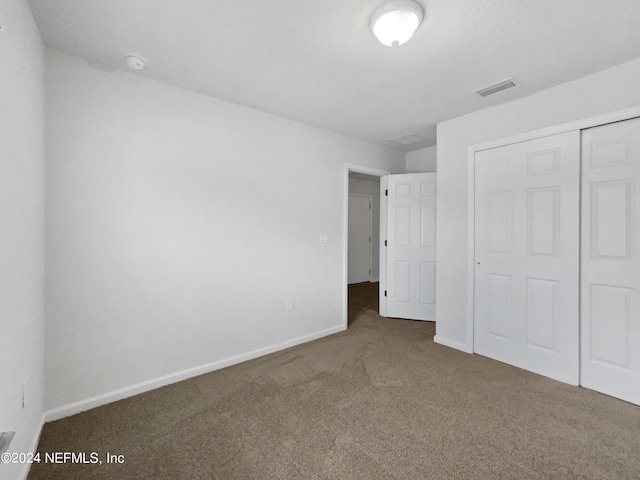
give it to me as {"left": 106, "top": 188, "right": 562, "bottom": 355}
{"left": 406, "top": 145, "right": 437, "bottom": 173}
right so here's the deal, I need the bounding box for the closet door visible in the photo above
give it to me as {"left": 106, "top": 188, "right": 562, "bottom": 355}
{"left": 474, "top": 131, "right": 580, "bottom": 384}
{"left": 581, "top": 118, "right": 640, "bottom": 406}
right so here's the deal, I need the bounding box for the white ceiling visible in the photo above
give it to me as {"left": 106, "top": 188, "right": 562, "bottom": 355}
{"left": 27, "top": 0, "right": 640, "bottom": 151}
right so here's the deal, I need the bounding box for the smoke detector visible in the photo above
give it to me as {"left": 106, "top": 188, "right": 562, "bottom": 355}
{"left": 125, "top": 55, "right": 147, "bottom": 71}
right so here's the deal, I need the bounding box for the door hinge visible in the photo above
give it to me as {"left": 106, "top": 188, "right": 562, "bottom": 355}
{"left": 384, "top": 240, "right": 387, "bottom": 246}
{"left": 385, "top": 189, "right": 388, "bottom": 196}
{"left": 369, "top": 236, "right": 371, "bottom": 242}
{"left": 384, "top": 290, "right": 387, "bottom": 297}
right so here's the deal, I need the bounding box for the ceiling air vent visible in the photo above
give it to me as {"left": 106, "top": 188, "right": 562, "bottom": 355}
{"left": 387, "top": 132, "right": 423, "bottom": 147}
{"left": 475, "top": 78, "right": 517, "bottom": 98}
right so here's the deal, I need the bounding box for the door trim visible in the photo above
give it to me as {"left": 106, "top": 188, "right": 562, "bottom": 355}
{"left": 464, "top": 105, "right": 640, "bottom": 355}
{"left": 343, "top": 164, "right": 390, "bottom": 330}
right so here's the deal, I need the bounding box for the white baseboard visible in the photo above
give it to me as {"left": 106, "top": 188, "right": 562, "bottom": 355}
{"left": 44, "top": 325, "right": 345, "bottom": 422}
{"left": 20, "top": 414, "right": 45, "bottom": 480}
{"left": 434, "top": 335, "right": 473, "bottom": 354}
{"left": 369, "top": 276, "right": 379, "bottom": 282}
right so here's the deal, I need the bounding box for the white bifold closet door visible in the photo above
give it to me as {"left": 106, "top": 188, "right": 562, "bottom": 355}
{"left": 580, "top": 118, "right": 640, "bottom": 406}
{"left": 474, "top": 131, "right": 580, "bottom": 385}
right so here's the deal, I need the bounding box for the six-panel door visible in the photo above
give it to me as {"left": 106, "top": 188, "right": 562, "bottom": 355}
{"left": 474, "top": 132, "right": 581, "bottom": 385}
{"left": 386, "top": 173, "right": 437, "bottom": 321}
{"left": 348, "top": 194, "right": 372, "bottom": 284}
{"left": 581, "top": 118, "right": 640, "bottom": 406}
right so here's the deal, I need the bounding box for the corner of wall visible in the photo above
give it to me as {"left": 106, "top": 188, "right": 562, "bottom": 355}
{"left": 0, "top": 1, "right": 47, "bottom": 478}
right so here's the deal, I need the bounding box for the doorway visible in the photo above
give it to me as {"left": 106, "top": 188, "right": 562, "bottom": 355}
{"left": 343, "top": 165, "right": 389, "bottom": 329}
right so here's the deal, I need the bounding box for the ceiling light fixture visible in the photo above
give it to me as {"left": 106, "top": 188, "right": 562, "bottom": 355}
{"left": 125, "top": 55, "right": 147, "bottom": 71}
{"left": 370, "top": 0, "right": 424, "bottom": 48}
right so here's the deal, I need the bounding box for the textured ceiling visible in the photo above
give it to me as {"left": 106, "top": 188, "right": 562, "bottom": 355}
{"left": 27, "top": 0, "right": 640, "bottom": 151}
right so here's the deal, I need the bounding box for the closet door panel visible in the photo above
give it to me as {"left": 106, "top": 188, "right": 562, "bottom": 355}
{"left": 474, "top": 131, "right": 580, "bottom": 384}
{"left": 581, "top": 117, "right": 640, "bottom": 406}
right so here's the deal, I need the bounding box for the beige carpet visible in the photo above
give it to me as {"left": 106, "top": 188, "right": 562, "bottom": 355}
{"left": 29, "top": 282, "right": 640, "bottom": 479}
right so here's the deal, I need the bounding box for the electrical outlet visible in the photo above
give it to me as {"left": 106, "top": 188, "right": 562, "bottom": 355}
{"left": 319, "top": 233, "right": 328, "bottom": 244}
{"left": 0, "top": 431, "right": 16, "bottom": 455}
{"left": 285, "top": 299, "right": 293, "bottom": 312}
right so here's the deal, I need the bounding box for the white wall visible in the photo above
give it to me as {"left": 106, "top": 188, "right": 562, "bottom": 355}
{"left": 405, "top": 145, "right": 437, "bottom": 173}
{"left": 436, "top": 57, "right": 640, "bottom": 350}
{"left": 0, "top": 1, "right": 45, "bottom": 479}
{"left": 348, "top": 176, "right": 381, "bottom": 281}
{"left": 44, "top": 49, "right": 404, "bottom": 413}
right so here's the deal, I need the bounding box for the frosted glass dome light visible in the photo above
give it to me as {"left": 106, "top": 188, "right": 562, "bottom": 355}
{"left": 371, "top": 0, "right": 424, "bottom": 47}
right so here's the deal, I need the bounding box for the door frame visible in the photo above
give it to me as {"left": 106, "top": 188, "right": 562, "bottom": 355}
{"left": 343, "top": 164, "right": 390, "bottom": 330}
{"left": 463, "top": 105, "right": 640, "bottom": 355}
{"left": 347, "top": 193, "right": 373, "bottom": 284}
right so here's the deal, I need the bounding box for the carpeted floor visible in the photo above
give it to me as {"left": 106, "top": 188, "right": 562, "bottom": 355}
{"left": 29, "top": 282, "right": 640, "bottom": 479}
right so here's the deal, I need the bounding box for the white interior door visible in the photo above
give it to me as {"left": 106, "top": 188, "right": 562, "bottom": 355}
{"left": 348, "top": 193, "right": 372, "bottom": 284}
{"left": 385, "top": 173, "right": 436, "bottom": 321}
{"left": 474, "top": 132, "right": 580, "bottom": 384}
{"left": 580, "top": 117, "right": 640, "bottom": 406}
